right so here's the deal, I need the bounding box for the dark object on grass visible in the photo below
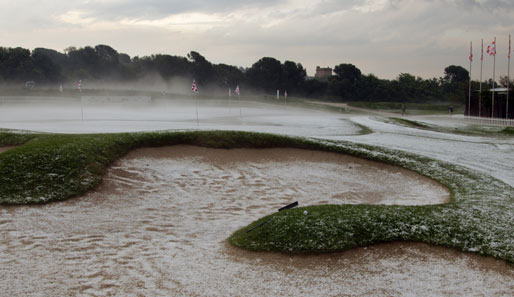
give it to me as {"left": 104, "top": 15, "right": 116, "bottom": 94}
{"left": 247, "top": 201, "right": 299, "bottom": 233}
{"left": 278, "top": 201, "right": 298, "bottom": 212}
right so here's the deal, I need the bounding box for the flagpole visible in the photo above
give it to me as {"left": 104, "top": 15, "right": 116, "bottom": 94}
{"left": 468, "top": 41, "right": 472, "bottom": 117}
{"left": 239, "top": 93, "right": 242, "bottom": 118}
{"left": 478, "top": 39, "right": 484, "bottom": 117}
{"left": 195, "top": 92, "right": 199, "bottom": 127}
{"left": 507, "top": 34, "right": 511, "bottom": 119}
{"left": 192, "top": 80, "right": 199, "bottom": 127}
{"left": 492, "top": 36, "right": 496, "bottom": 118}
{"left": 228, "top": 88, "right": 231, "bottom": 113}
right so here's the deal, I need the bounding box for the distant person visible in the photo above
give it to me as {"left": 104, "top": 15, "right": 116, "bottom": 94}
{"left": 449, "top": 105, "right": 454, "bottom": 115}
{"left": 401, "top": 104, "right": 406, "bottom": 116}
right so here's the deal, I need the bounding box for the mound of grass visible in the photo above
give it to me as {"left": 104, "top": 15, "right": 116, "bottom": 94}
{"left": 389, "top": 117, "right": 431, "bottom": 129}
{"left": 501, "top": 127, "right": 514, "bottom": 135}
{"left": 229, "top": 139, "right": 514, "bottom": 264}
{"left": 0, "top": 129, "right": 37, "bottom": 146}
{"left": 1, "top": 130, "right": 513, "bottom": 264}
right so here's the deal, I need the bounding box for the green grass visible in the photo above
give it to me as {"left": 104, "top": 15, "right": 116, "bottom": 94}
{"left": 1, "top": 130, "right": 513, "bottom": 264}
{"left": 501, "top": 127, "right": 514, "bottom": 135}
{"left": 0, "top": 129, "right": 38, "bottom": 145}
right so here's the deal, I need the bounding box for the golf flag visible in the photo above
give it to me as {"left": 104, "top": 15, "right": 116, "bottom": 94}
{"left": 235, "top": 85, "right": 240, "bottom": 95}
{"left": 77, "top": 80, "right": 82, "bottom": 92}
{"left": 285, "top": 90, "right": 288, "bottom": 98}
{"left": 469, "top": 41, "right": 473, "bottom": 61}
{"left": 487, "top": 41, "right": 496, "bottom": 56}
{"left": 192, "top": 80, "right": 198, "bottom": 93}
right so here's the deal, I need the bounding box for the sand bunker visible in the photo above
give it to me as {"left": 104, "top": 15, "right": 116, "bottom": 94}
{"left": 1, "top": 146, "right": 512, "bottom": 296}
{"left": 122, "top": 145, "right": 449, "bottom": 206}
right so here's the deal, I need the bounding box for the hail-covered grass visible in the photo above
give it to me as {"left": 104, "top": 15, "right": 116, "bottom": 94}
{"left": 1, "top": 130, "right": 513, "bottom": 263}
{"left": 388, "top": 117, "right": 514, "bottom": 137}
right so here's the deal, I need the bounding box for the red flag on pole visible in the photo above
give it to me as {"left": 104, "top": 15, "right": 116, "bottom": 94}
{"left": 469, "top": 41, "right": 473, "bottom": 61}
{"left": 192, "top": 80, "right": 198, "bottom": 93}
{"left": 235, "top": 85, "right": 240, "bottom": 95}
{"left": 486, "top": 41, "right": 496, "bottom": 56}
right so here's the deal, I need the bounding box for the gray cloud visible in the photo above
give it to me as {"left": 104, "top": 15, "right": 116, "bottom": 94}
{"left": 76, "top": 0, "right": 281, "bottom": 19}
{"left": 1, "top": 0, "right": 512, "bottom": 79}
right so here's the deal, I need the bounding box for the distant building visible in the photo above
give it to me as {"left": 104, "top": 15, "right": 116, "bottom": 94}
{"left": 315, "top": 66, "right": 333, "bottom": 79}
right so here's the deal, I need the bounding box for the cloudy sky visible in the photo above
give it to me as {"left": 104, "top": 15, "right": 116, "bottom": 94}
{"left": 1, "top": 0, "right": 513, "bottom": 79}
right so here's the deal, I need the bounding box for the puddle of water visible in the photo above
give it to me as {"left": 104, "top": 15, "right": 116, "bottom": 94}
{"left": 0, "top": 146, "right": 511, "bottom": 296}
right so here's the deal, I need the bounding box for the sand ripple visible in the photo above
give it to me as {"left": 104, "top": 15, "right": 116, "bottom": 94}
{"left": 1, "top": 146, "right": 512, "bottom": 296}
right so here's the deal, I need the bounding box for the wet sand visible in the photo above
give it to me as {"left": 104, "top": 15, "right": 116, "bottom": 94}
{"left": 1, "top": 146, "right": 512, "bottom": 296}
{"left": 0, "top": 146, "right": 15, "bottom": 153}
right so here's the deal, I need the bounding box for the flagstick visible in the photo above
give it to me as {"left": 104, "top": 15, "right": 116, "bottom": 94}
{"left": 478, "top": 39, "right": 484, "bottom": 117}
{"left": 492, "top": 36, "right": 496, "bottom": 118}
{"left": 468, "top": 41, "right": 472, "bottom": 117}
{"left": 195, "top": 92, "right": 199, "bottom": 127}
{"left": 239, "top": 93, "right": 242, "bottom": 118}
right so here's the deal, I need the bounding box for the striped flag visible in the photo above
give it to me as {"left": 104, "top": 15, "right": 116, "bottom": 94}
{"left": 486, "top": 40, "right": 496, "bottom": 56}
{"left": 235, "top": 85, "right": 240, "bottom": 95}
{"left": 469, "top": 41, "right": 473, "bottom": 61}
{"left": 192, "top": 80, "right": 198, "bottom": 93}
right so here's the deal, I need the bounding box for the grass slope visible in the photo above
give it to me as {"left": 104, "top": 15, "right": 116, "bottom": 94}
{"left": 1, "top": 130, "right": 513, "bottom": 263}
{"left": 388, "top": 117, "right": 514, "bottom": 137}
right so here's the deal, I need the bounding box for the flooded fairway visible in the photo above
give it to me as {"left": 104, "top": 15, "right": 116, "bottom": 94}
{"left": 1, "top": 146, "right": 512, "bottom": 296}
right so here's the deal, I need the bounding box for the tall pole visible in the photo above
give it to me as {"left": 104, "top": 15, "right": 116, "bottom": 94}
{"left": 505, "top": 34, "right": 511, "bottom": 120}
{"left": 492, "top": 36, "right": 496, "bottom": 118}
{"left": 478, "top": 39, "right": 484, "bottom": 117}
{"left": 468, "top": 41, "right": 472, "bottom": 117}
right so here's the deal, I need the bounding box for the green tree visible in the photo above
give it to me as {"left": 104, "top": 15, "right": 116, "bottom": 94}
{"left": 246, "top": 57, "right": 282, "bottom": 92}
{"left": 281, "top": 61, "right": 306, "bottom": 95}
{"left": 328, "top": 63, "right": 362, "bottom": 100}
{"left": 443, "top": 65, "right": 469, "bottom": 102}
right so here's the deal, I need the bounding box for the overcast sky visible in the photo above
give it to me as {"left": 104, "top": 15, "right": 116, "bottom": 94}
{"left": 1, "top": 0, "right": 513, "bottom": 79}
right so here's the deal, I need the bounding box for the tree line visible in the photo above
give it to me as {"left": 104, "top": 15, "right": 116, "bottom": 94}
{"left": 1, "top": 44, "right": 502, "bottom": 103}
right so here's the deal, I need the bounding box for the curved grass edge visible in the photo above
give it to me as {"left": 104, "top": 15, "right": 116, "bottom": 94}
{"left": 1, "top": 130, "right": 513, "bottom": 263}
{"left": 228, "top": 139, "right": 514, "bottom": 264}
